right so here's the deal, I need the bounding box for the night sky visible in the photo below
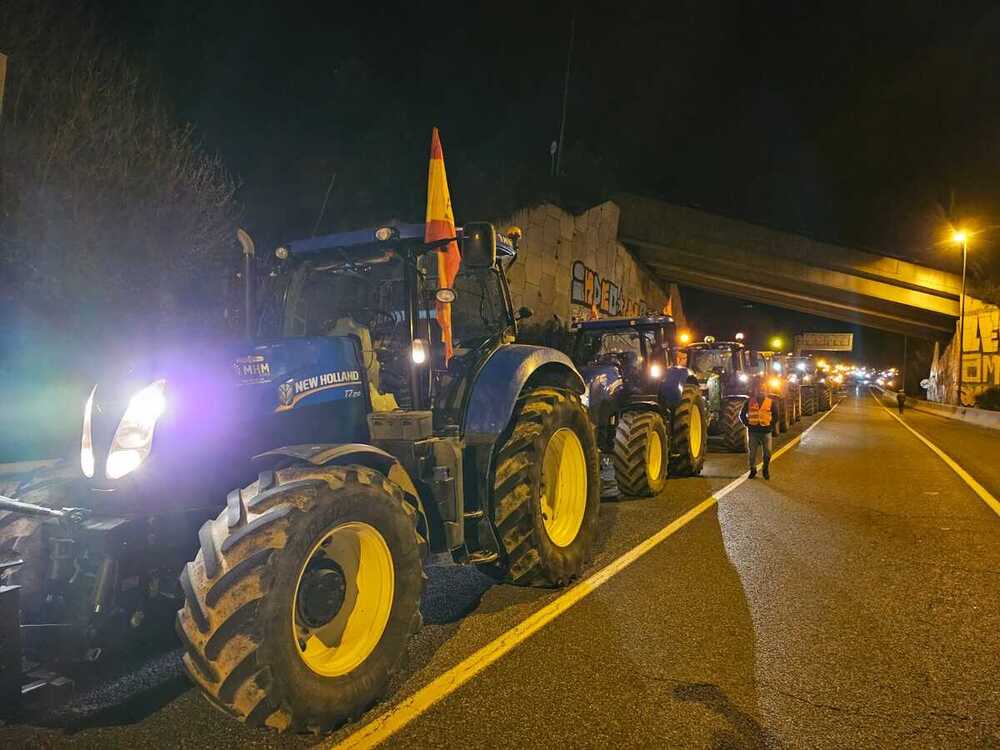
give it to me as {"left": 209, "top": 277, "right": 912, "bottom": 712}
{"left": 97, "top": 0, "right": 1000, "bottom": 364}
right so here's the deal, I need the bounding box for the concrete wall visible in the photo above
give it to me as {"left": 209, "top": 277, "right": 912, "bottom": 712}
{"left": 927, "top": 298, "right": 1000, "bottom": 406}
{"left": 498, "top": 201, "right": 683, "bottom": 330}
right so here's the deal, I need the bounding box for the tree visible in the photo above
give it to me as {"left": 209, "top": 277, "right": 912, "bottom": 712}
{"left": 0, "top": 0, "right": 240, "bottom": 366}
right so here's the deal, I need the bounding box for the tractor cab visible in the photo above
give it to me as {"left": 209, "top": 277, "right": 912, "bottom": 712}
{"left": 270, "top": 222, "right": 519, "bottom": 429}
{"left": 681, "top": 336, "right": 756, "bottom": 452}
{"left": 572, "top": 315, "right": 679, "bottom": 393}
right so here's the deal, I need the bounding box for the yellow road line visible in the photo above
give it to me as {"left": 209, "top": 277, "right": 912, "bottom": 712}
{"left": 327, "top": 401, "right": 842, "bottom": 750}
{"left": 871, "top": 391, "right": 1000, "bottom": 518}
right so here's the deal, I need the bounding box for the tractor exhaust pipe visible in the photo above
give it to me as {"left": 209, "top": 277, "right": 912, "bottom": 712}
{"left": 237, "top": 228, "right": 256, "bottom": 339}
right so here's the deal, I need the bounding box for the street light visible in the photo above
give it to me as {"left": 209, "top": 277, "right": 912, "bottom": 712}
{"left": 952, "top": 229, "right": 969, "bottom": 405}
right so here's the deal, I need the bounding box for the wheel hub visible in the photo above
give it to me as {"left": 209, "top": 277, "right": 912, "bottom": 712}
{"left": 297, "top": 561, "right": 347, "bottom": 629}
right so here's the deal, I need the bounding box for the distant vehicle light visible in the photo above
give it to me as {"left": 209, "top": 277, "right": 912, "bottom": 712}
{"left": 803, "top": 375, "right": 811, "bottom": 383}
{"left": 738, "top": 373, "right": 749, "bottom": 383}
{"left": 797, "top": 362, "right": 807, "bottom": 372}
{"left": 735, "top": 332, "right": 745, "bottom": 341}
{"left": 772, "top": 361, "right": 782, "bottom": 372}
{"left": 768, "top": 377, "right": 781, "bottom": 390}
{"left": 411, "top": 338, "right": 428, "bottom": 365}
{"left": 649, "top": 363, "right": 664, "bottom": 379}
{"left": 788, "top": 374, "right": 798, "bottom": 383}
{"left": 375, "top": 226, "right": 399, "bottom": 242}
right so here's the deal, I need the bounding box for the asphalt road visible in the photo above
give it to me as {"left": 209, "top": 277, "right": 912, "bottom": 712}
{"left": 2, "top": 392, "right": 998, "bottom": 749}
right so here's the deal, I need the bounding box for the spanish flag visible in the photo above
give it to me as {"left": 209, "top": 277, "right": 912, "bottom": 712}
{"left": 425, "top": 128, "right": 461, "bottom": 363}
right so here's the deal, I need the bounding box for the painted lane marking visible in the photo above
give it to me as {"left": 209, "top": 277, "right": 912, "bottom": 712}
{"left": 871, "top": 392, "right": 1000, "bottom": 519}
{"left": 327, "top": 401, "right": 843, "bottom": 750}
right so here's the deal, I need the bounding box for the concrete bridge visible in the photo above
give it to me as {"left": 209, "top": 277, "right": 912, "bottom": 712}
{"left": 615, "top": 194, "right": 963, "bottom": 339}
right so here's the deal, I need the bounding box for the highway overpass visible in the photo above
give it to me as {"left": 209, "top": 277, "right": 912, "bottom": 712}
{"left": 615, "top": 194, "right": 963, "bottom": 339}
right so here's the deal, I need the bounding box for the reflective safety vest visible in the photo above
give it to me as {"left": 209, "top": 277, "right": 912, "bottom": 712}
{"left": 748, "top": 397, "right": 773, "bottom": 427}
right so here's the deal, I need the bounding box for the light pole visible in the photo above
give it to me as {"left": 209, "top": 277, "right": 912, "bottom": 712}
{"left": 952, "top": 230, "right": 969, "bottom": 405}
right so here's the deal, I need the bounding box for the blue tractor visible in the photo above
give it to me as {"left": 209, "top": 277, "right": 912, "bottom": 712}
{"left": 0, "top": 222, "right": 600, "bottom": 729}
{"left": 571, "top": 316, "right": 707, "bottom": 497}
{"left": 682, "top": 336, "right": 755, "bottom": 452}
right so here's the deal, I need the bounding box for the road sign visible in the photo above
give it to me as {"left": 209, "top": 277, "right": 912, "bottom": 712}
{"left": 795, "top": 332, "right": 853, "bottom": 352}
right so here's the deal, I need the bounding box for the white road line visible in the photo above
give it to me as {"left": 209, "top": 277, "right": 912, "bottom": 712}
{"left": 871, "top": 391, "right": 1000, "bottom": 518}
{"left": 325, "top": 401, "right": 843, "bottom": 750}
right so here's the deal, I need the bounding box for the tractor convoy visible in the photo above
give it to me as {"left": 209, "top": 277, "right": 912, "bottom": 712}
{"left": 0, "top": 172, "right": 842, "bottom": 731}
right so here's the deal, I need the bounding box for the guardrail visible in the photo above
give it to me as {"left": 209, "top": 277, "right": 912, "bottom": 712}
{"left": 872, "top": 386, "right": 1000, "bottom": 431}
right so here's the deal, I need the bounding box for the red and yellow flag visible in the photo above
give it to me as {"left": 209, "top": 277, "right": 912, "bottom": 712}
{"left": 425, "top": 127, "right": 461, "bottom": 363}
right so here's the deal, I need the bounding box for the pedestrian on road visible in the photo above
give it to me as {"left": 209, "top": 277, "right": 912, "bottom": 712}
{"left": 740, "top": 378, "right": 779, "bottom": 480}
{"left": 896, "top": 391, "right": 906, "bottom": 414}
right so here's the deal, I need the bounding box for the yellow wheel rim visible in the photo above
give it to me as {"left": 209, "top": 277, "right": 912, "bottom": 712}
{"left": 647, "top": 429, "right": 663, "bottom": 481}
{"left": 540, "top": 427, "right": 588, "bottom": 548}
{"left": 689, "top": 404, "right": 703, "bottom": 458}
{"left": 292, "top": 521, "right": 394, "bottom": 677}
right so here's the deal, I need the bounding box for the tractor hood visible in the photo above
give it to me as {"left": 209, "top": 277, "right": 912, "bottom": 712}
{"left": 84, "top": 335, "right": 369, "bottom": 500}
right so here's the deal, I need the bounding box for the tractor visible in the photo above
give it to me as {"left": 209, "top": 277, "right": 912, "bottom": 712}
{"left": 570, "top": 316, "right": 707, "bottom": 498}
{"left": 0, "top": 221, "right": 601, "bottom": 730}
{"left": 787, "top": 355, "right": 833, "bottom": 415}
{"left": 753, "top": 350, "right": 801, "bottom": 431}
{"left": 682, "top": 336, "right": 754, "bottom": 451}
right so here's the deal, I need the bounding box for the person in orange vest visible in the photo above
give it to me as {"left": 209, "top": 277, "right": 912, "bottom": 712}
{"left": 740, "top": 377, "right": 779, "bottom": 480}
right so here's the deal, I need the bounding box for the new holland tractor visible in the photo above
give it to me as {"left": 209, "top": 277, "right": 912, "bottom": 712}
{"left": 0, "top": 222, "right": 601, "bottom": 730}
{"left": 570, "top": 316, "right": 707, "bottom": 497}
{"left": 787, "top": 355, "right": 833, "bottom": 415}
{"left": 682, "top": 336, "right": 756, "bottom": 451}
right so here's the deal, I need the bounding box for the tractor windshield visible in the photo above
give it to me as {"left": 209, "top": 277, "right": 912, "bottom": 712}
{"left": 574, "top": 330, "right": 653, "bottom": 366}
{"left": 688, "top": 348, "right": 731, "bottom": 375}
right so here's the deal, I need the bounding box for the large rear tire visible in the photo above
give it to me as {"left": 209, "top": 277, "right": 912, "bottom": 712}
{"left": 801, "top": 387, "right": 817, "bottom": 416}
{"left": 612, "top": 410, "right": 668, "bottom": 497}
{"left": 818, "top": 385, "right": 832, "bottom": 411}
{"left": 719, "top": 398, "right": 747, "bottom": 453}
{"left": 177, "top": 465, "right": 425, "bottom": 733}
{"left": 493, "top": 388, "right": 600, "bottom": 587}
{"left": 668, "top": 385, "right": 707, "bottom": 477}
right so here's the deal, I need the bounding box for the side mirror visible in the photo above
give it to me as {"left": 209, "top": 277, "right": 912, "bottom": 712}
{"left": 461, "top": 222, "right": 496, "bottom": 268}
{"left": 515, "top": 306, "right": 533, "bottom": 321}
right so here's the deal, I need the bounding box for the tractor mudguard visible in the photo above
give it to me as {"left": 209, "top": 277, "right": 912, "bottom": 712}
{"left": 253, "top": 443, "right": 423, "bottom": 521}
{"left": 658, "top": 366, "right": 695, "bottom": 408}
{"left": 463, "top": 345, "right": 585, "bottom": 445}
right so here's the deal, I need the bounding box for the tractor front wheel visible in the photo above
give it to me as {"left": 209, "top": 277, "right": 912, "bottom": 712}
{"left": 668, "top": 385, "right": 707, "bottom": 477}
{"left": 719, "top": 398, "right": 747, "bottom": 452}
{"left": 493, "top": 388, "right": 600, "bottom": 587}
{"left": 612, "top": 410, "right": 668, "bottom": 496}
{"left": 177, "top": 466, "right": 425, "bottom": 733}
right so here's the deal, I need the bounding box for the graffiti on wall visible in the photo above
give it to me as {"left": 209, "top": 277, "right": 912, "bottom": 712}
{"left": 570, "top": 260, "right": 649, "bottom": 317}
{"left": 960, "top": 308, "right": 1000, "bottom": 404}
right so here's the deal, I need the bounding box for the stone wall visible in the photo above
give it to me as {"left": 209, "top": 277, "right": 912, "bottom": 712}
{"left": 497, "top": 201, "right": 684, "bottom": 331}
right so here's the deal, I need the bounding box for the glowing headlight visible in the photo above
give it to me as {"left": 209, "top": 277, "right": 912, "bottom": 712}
{"left": 796, "top": 362, "right": 807, "bottom": 372}
{"left": 649, "top": 363, "right": 663, "bottom": 379}
{"left": 106, "top": 379, "right": 166, "bottom": 480}
{"left": 803, "top": 375, "right": 811, "bottom": 383}
{"left": 738, "top": 373, "right": 749, "bottom": 383}
{"left": 81, "top": 385, "right": 97, "bottom": 478}
{"left": 411, "top": 338, "right": 428, "bottom": 365}
{"left": 772, "top": 361, "right": 782, "bottom": 372}
{"left": 769, "top": 377, "right": 781, "bottom": 390}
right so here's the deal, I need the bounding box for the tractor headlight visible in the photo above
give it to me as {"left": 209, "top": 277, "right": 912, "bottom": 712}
{"left": 769, "top": 377, "right": 781, "bottom": 390}
{"left": 796, "top": 362, "right": 806, "bottom": 372}
{"left": 738, "top": 373, "right": 749, "bottom": 383}
{"left": 411, "top": 338, "right": 428, "bottom": 365}
{"left": 649, "top": 363, "right": 663, "bottom": 379}
{"left": 803, "top": 375, "right": 811, "bottom": 383}
{"left": 81, "top": 385, "right": 97, "bottom": 478}
{"left": 106, "top": 379, "right": 166, "bottom": 480}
